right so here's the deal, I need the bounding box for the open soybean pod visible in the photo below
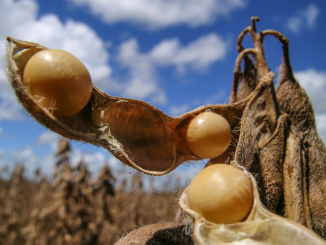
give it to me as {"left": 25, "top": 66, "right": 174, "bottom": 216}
{"left": 6, "top": 37, "right": 249, "bottom": 176}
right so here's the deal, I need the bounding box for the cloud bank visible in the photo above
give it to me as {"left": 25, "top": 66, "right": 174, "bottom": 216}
{"left": 295, "top": 68, "right": 326, "bottom": 142}
{"left": 117, "top": 33, "right": 228, "bottom": 104}
{"left": 286, "top": 4, "right": 320, "bottom": 34}
{"left": 68, "top": 0, "right": 246, "bottom": 29}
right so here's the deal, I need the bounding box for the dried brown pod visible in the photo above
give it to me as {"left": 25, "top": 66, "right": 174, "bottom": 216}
{"left": 6, "top": 36, "right": 251, "bottom": 175}
{"left": 276, "top": 30, "right": 326, "bottom": 237}
{"left": 230, "top": 17, "right": 326, "bottom": 238}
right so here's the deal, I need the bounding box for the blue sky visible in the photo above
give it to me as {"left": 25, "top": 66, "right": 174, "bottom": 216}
{"left": 0, "top": 0, "right": 325, "bottom": 186}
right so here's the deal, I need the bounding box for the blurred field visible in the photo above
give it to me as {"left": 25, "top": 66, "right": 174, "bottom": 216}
{"left": 0, "top": 139, "right": 184, "bottom": 245}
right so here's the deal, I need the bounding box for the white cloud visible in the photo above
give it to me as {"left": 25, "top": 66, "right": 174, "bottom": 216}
{"left": 169, "top": 104, "right": 190, "bottom": 117}
{"left": 204, "top": 90, "right": 228, "bottom": 105}
{"left": 117, "top": 34, "right": 228, "bottom": 104}
{"left": 295, "top": 69, "right": 326, "bottom": 114}
{"left": 295, "top": 69, "right": 326, "bottom": 143}
{"left": 71, "top": 148, "right": 106, "bottom": 173}
{"left": 35, "top": 133, "right": 122, "bottom": 178}
{"left": 117, "top": 38, "right": 167, "bottom": 104}
{"left": 0, "top": 67, "right": 25, "bottom": 122}
{"left": 168, "top": 89, "right": 227, "bottom": 117}
{"left": 68, "top": 145, "right": 133, "bottom": 179}
{"left": 286, "top": 4, "right": 320, "bottom": 34}
{"left": 302, "top": 4, "right": 320, "bottom": 28}
{"left": 316, "top": 114, "right": 326, "bottom": 144}
{"left": 0, "top": 0, "right": 113, "bottom": 122}
{"left": 150, "top": 33, "right": 228, "bottom": 71}
{"left": 36, "top": 131, "right": 61, "bottom": 150}
{"left": 5, "top": 146, "right": 55, "bottom": 177}
{"left": 286, "top": 17, "right": 301, "bottom": 33}
{"left": 68, "top": 0, "right": 246, "bottom": 29}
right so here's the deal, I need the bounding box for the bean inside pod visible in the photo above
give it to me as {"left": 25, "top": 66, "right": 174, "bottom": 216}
{"left": 186, "top": 111, "right": 232, "bottom": 159}
{"left": 187, "top": 164, "right": 253, "bottom": 224}
{"left": 23, "top": 49, "right": 93, "bottom": 117}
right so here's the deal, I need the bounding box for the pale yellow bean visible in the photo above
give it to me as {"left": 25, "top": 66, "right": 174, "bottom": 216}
{"left": 186, "top": 111, "right": 231, "bottom": 159}
{"left": 23, "top": 49, "right": 92, "bottom": 117}
{"left": 187, "top": 164, "right": 253, "bottom": 224}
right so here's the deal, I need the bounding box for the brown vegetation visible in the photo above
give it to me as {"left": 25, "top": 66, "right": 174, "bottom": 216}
{"left": 0, "top": 139, "right": 182, "bottom": 245}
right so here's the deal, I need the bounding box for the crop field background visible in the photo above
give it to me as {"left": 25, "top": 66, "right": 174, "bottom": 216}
{"left": 1, "top": 1, "right": 326, "bottom": 244}
{"left": 0, "top": 139, "right": 184, "bottom": 245}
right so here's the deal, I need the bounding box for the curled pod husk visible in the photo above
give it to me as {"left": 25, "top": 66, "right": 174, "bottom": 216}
{"left": 114, "top": 223, "right": 193, "bottom": 245}
{"left": 6, "top": 37, "right": 251, "bottom": 176}
{"left": 230, "top": 21, "right": 258, "bottom": 104}
{"left": 179, "top": 167, "right": 326, "bottom": 245}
